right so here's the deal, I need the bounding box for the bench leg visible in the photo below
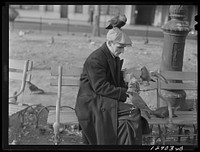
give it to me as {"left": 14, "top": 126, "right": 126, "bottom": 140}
{"left": 193, "top": 124, "right": 197, "bottom": 144}
{"left": 158, "top": 125, "right": 166, "bottom": 145}
{"left": 53, "top": 122, "right": 60, "bottom": 145}
{"left": 178, "top": 125, "right": 184, "bottom": 142}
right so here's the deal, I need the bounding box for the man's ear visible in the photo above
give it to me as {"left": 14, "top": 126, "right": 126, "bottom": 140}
{"left": 107, "top": 40, "right": 112, "bottom": 46}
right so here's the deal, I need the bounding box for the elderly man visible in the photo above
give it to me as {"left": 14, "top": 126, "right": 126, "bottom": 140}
{"left": 75, "top": 27, "right": 149, "bottom": 145}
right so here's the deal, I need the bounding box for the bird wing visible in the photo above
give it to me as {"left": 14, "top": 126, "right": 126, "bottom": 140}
{"left": 30, "top": 84, "right": 39, "bottom": 91}
{"left": 140, "top": 66, "right": 151, "bottom": 82}
{"left": 128, "top": 92, "right": 152, "bottom": 113}
{"left": 151, "top": 71, "right": 168, "bottom": 84}
{"left": 116, "top": 21, "right": 126, "bottom": 29}
{"left": 106, "top": 15, "right": 127, "bottom": 29}
{"left": 108, "top": 16, "right": 120, "bottom": 27}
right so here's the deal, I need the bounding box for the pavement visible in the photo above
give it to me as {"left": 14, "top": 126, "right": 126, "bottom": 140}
{"left": 14, "top": 17, "right": 197, "bottom": 40}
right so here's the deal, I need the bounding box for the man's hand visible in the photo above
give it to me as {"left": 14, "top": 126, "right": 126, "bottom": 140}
{"left": 128, "top": 77, "right": 140, "bottom": 93}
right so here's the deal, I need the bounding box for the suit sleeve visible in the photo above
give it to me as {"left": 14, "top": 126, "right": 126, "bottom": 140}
{"left": 85, "top": 57, "right": 127, "bottom": 102}
{"left": 120, "top": 71, "right": 128, "bottom": 88}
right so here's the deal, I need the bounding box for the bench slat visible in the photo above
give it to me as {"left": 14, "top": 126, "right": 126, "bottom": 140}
{"left": 9, "top": 59, "right": 32, "bottom": 71}
{"left": 160, "top": 71, "right": 197, "bottom": 81}
{"left": 160, "top": 82, "right": 197, "bottom": 90}
{"left": 51, "top": 66, "right": 82, "bottom": 76}
{"left": 47, "top": 110, "right": 78, "bottom": 124}
{"left": 144, "top": 117, "right": 197, "bottom": 125}
{"left": 50, "top": 77, "right": 80, "bottom": 86}
{"left": 9, "top": 104, "right": 27, "bottom": 116}
{"left": 140, "top": 82, "right": 158, "bottom": 91}
{"left": 9, "top": 72, "right": 31, "bottom": 81}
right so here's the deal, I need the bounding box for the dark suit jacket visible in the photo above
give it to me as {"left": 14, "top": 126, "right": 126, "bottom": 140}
{"left": 75, "top": 42, "right": 128, "bottom": 144}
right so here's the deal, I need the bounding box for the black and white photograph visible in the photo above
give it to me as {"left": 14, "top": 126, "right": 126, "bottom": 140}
{"left": 2, "top": 3, "right": 198, "bottom": 150}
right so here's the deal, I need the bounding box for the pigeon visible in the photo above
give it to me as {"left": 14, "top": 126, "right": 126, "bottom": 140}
{"left": 140, "top": 66, "right": 168, "bottom": 85}
{"left": 127, "top": 92, "right": 179, "bottom": 119}
{"left": 18, "top": 30, "right": 25, "bottom": 37}
{"left": 140, "top": 66, "right": 155, "bottom": 85}
{"left": 105, "top": 14, "right": 127, "bottom": 29}
{"left": 49, "top": 36, "right": 54, "bottom": 44}
{"left": 10, "top": 139, "right": 20, "bottom": 145}
{"left": 26, "top": 81, "right": 45, "bottom": 94}
{"left": 9, "top": 91, "right": 18, "bottom": 104}
{"left": 152, "top": 106, "right": 179, "bottom": 118}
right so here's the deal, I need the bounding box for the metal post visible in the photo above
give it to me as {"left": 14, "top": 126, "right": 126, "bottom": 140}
{"left": 159, "top": 5, "right": 191, "bottom": 108}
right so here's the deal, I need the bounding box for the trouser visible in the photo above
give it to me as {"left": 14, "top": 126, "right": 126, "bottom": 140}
{"left": 81, "top": 102, "right": 150, "bottom": 145}
{"left": 117, "top": 102, "right": 150, "bottom": 145}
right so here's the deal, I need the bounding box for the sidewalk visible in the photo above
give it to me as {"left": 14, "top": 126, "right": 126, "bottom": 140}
{"left": 15, "top": 17, "right": 197, "bottom": 40}
{"left": 16, "top": 16, "right": 163, "bottom": 31}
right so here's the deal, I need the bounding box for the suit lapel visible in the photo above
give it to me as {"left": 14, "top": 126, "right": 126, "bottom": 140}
{"left": 116, "top": 58, "right": 124, "bottom": 86}
{"left": 101, "top": 42, "right": 122, "bottom": 86}
{"left": 108, "top": 59, "right": 118, "bottom": 86}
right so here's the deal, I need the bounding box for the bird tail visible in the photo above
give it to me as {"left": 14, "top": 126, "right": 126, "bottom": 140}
{"left": 151, "top": 71, "right": 168, "bottom": 84}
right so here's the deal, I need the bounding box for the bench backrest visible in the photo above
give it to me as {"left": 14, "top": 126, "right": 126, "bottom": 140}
{"left": 50, "top": 65, "right": 82, "bottom": 87}
{"left": 50, "top": 65, "right": 82, "bottom": 124}
{"left": 9, "top": 59, "right": 33, "bottom": 81}
{"left": 9, "top": 59, "right": 33, "bottom": 104}
{"left": 140, "top": 70, "right": 197, "bottom": 108}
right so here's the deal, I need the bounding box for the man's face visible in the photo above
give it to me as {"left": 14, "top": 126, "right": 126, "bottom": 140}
{"left": 110, "top": 41, "right": 126, "bottom": 57}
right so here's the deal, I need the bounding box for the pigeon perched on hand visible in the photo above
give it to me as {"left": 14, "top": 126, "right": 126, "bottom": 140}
{"left": 9, "top": 91, "right": 18, "bottom": 104}
{"left": 26, "top": 81, "right": 45, "bottom": 94}
{"left": 105, "top": 14, "right": 127, "bottom": 29}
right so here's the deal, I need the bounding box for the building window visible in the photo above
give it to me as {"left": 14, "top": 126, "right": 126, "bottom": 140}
{"left": 75, "top": 5, "right": 83, "bottom": 13}
{"left": 19, "top": 5, "right": 39, "bottom": 10}
{"left": 45, "top": 5, "right": 54, "bottom": 12}
{"left": 100, "top": 5, "right": 125, "bottom": 16}
{"left": 101, "top": 5, "right": 110, "bottom": 15}
{"left": 109, "top": 5, "right": 125, "bottom": 16}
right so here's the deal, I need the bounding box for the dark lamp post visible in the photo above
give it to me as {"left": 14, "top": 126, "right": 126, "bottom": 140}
{"left": 159, "top": 5, "right": 191, "bottom": 108}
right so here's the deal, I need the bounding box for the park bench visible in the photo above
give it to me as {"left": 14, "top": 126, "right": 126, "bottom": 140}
{"left": 46, "top": 65, "right": 82, "bottom": 144}
{"left": 9, "top": 59, "right": 43, "bottom": 128}
{"left": 140, "top": 70, "right": 197, "bottom": 144}
{"left": 9, "top": 59, "right": 33, "bottom": 116}
{"left": 47, "top": 65, "right": 197, "bottom": 145}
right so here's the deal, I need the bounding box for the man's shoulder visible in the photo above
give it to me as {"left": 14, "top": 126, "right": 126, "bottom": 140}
{"left": 88, "top": 44, "right": 107, "bottom": 60}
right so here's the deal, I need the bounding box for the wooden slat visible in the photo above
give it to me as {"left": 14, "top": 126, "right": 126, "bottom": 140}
{"left": 175, "top": 111, "right": 197, "bottom": 116}
{"left": 144, "top": 116, "right": 197, "bottom": 125}
{"left": 9, "top": 59, "right": 32, "bottom": 71}
{"left": 50, "top": 77, "right": 80, "bottom": 86}
{"left": 51, "top": 66, "right": 82, "bottom": 76}
{"left": 47, "top": 110, "right": 78, "bottom": 124}
{"left": 9, "top": 72, "right": 31, "bottom": 81}
{"left": 28, "top": 60, "right": 33, "bottom": 71}
{"left": 9, "top": 104, "right": 27, "bottom": 116}
{"left": 160, "top": 82, "right": 197, "bottom": 90}
{"left": 140, "top": 81, "right": 158, "bottom": 91}
{"left": 9, "top": 59, "right": 26, "bottom": 70}
{"left": 160, "top": 71, "right": 197, "bottom": 81}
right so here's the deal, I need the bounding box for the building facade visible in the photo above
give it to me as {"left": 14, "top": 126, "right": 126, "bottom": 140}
{"left": 11, "top": 5, "right": 197, "bottom": 29}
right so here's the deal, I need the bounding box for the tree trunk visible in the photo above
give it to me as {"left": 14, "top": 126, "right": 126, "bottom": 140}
{"left": 92, "top": 5, "right": 101, "bottom": 37}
